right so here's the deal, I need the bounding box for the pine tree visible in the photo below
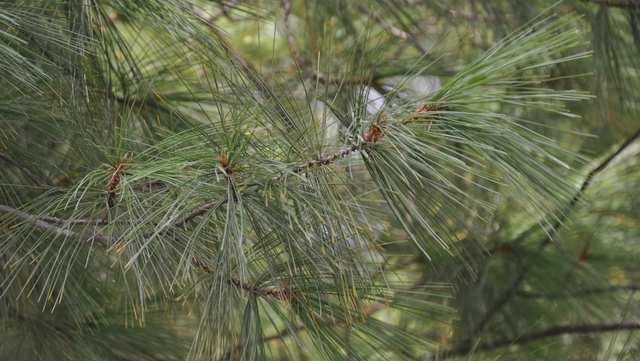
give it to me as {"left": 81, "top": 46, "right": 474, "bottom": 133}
{"left": 1, "top": 1, "right": 639, "bottom": 360}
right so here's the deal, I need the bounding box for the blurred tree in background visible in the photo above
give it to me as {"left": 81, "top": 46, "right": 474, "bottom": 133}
{"left": 1, "top": 1, "right": 639, "bottom": 360}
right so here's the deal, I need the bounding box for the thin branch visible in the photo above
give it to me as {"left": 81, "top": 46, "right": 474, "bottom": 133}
{"left": 230, "top": 278, "right": 295, "bottom": 301}
{"left": 587, "top": 0, "right": 640, "bottom": 8}
{"left": 469, "top": 126, "right": 640, "bottom": 337}
{"left": 249, "top": 295, "right": 389, "bottom": 350}
{"left": 281, "top": 0, "right": 303, "bottom": 67}
{"left": 0, "top": 205, "right": 109, "bottom": 246}
{"left": 356, "top": 5, "right": 422, "bottom": 51}
{"left": 0, "top": 152, "right": 47, "bottom": 186}
{"left": 273, "top": 104, "right": 444, "bottom": 180}
{"left": 190, "top": 257, "right": 295, "bottom": 301}
{"left": 426, "top": 321, "right": 640, "bottom": 360}
{"left": 161, "top": 104, "right": 441, "bottom": 226}
{"left": 280, "top": 1, "right": 384, "bottom": 87}
{"left": 173, "top": 198, "right": 227, "bottom": 228}
{"left": 516, "top": 285, "right": 640, "bottom": 300}
{"left": 283, "top": 143, "right": 362, "bottom": 178}
{"left": 38, "top": 215, "right": 109, "bottom": 226}
{"left": 0, "top": 203, "right": 290, "bottom": 302}
{"left": 190, "top": 0, "right": 242, "bottom": 26}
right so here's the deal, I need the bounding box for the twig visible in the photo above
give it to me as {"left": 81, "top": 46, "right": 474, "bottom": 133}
{"left": 190, "top": 0, "right": 241, "bottom": 26}
{"left": 0, "top": 205, "right": 109, "bottom": 246}
{"left": 190, "top": 257, "right": 295, "bottom": 301}
{"left": 248, "top": 295, "right": 389, "bottom": 347}
{"left": 587, "top": 0, "right": 640, "bottom": 8}
{"left": 281, "top": 0, "right": 303, "bottom": 66}
{"left": 516, "top": 285, "right": 640, "bottom": 300}
{"left": 173, "top": 198, "right": 228, "bottom": 228}
{"left": 281, "top": 1, "right": 394, "bottom": 88}
{"left": 0, "top": 152, "right": 47, "bottom": 186}
{"left": 38, "top": 215, "right": 110, "bottom": 226}
{"left": 284, "top": 143, "right": 362, "bottom": 178}
{"left": 426, "top": 321, "right": 640, "bottom": 360}
{"left": 356, "top": 4, "right": 428, "bottom": 55}
{"left": 230, "top": 278, "right": 295, "bottom": 301}
{"left": 469, "top": 126, "right": 640, "bottom": 337}
{"left": 0, "top": 203, "right": 291, "bottom": 302}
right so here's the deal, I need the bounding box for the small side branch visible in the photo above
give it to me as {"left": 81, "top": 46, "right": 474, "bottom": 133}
{"left": 427, "top": 321, "right": 640, "bottom": 360}
{"left": 0, "top": 205, "right": 109, "bottom": 246}
{"left": 588, "top": 0, "right": 640, "bottom": 8}
{"left": 281, "top": 0, "right": 303, "bottom": 66}
{"left": 0, "top": 152, "right": 47, "bottom": 186}
{"left": 516, "top": 285, "right": 640, "bottom": 300}
{"left": 174, "top": 199, "right": 228, "bottom": 228}
{"left": 285, "top": 143, "right": 362, "bottom": 178}
{"left": 1, "top": 204, "right": 291, "bottom": 303}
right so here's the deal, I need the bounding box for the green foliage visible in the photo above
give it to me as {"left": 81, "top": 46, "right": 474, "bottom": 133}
{"left": 1, "top": 1, "right": 639, "bottom": 360}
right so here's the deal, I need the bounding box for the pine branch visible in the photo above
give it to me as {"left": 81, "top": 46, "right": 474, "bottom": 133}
{"left": 0, "top": 204, "right": 291, "bottom": 302}
{"left": 0, "top": 104, "right": 441, "bottom": 233}
{"left": 469, "top": 126, "right": 640, "bottom": 338}
{"left": 286, "top": 143, "right": 362, "bottom": 176}
{"left": 0, "top": 152, "right": 47, "bottom": 186}
{"left": 230, "top": 278, "right": 295, "bottom": 301}
{"left": 426, "top": 321, "right": 640, "bottom": 360}
{"left": 516, "top": 285, "right": 640, "bottom": 299}
{"left": 587, "top": 0, "right": 640, "bottom": 8}
{"left": 190, "top": 257, "right": 293, "bottom": 301}
{"left": 173, "top": 198, "right": 228, "bottom": 228}
{"left": 38, "top": 215, "right": 110, "bottom": 226}
{"left": 0, "top": 205, "right": 109, "bottom": 245}
{"left": 279, "top": 0, "right": 384, "bottom": 86}
{"left": 191, "top": 0, "right": 241, "bottom": 25}
{"left": 258, "top": 301, "right": 388, "bottom": 346}
{"left": 281, "top": 0, "right": 302, "bottom": 67}
{"left": 356, "top": 4, "right": 428, "bottom": 54}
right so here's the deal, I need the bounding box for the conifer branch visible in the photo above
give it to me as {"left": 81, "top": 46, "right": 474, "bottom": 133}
{"left": 0, "top": 152, "right": 47, "bottom": 186}
{"left": 0, "top": 204, "right": 292, "bottom": 302}
{"left": 281, "top": 0, "right": 303, "bottom": 67}
{"left": 426, "top": 321, "right": 640, "bottom": 360}
{"left": 285, "top": 143, "right": 363, "bottom": 177}
{"left": 587, "top": 0, "right": 640, "bottom": 8}
{"left": 0, "top": 104, "right": 443, "bottom": 232}
{"left": 469, "top": 126, "right": 640, "bottom": 338}
{"left": 0, "top": 205, "right": 109, "bottom": 245}
{"left": 356, "top": 4, "right": 428, "bottom": 54}
{"left": 258, "top": 301, "right": 388, "bottom": 346}
{"left": 279, "top": 1, "right": 383, "bottom": 86}
{"left": 38, "top": 215, "right": 110, "bottom": 226}
{"left": 230, "top": 278, "right": 296, "bottom": 301}
{"left": 516, "top": 285, "right": 640, "bottom": 299}
{"left": 173, "top": 198, "right": 228, "bottom": 228}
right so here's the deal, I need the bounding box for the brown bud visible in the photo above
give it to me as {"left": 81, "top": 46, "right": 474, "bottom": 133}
{"left": 218, "top": 153, "right": 233, "bottom": 175}
{"left": 363, "top": 124, "right": 384, "bottom": 143}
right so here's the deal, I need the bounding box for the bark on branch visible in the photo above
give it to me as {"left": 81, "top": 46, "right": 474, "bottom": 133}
{"left": 0, "top": 205, "right": 109, "bottom": 246}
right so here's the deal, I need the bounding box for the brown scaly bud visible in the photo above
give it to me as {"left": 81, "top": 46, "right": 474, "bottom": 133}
{"left": 106, "top": 155, "right": 131, "bottom": 208}
{"left": 362, "top": 125, "right": 380, "bottom": 143}
{"left": 363, "top": 114, "right": 387, "bottom": 143}
{"left": 218, "top": 153, "right": 233, "bottom": 176}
